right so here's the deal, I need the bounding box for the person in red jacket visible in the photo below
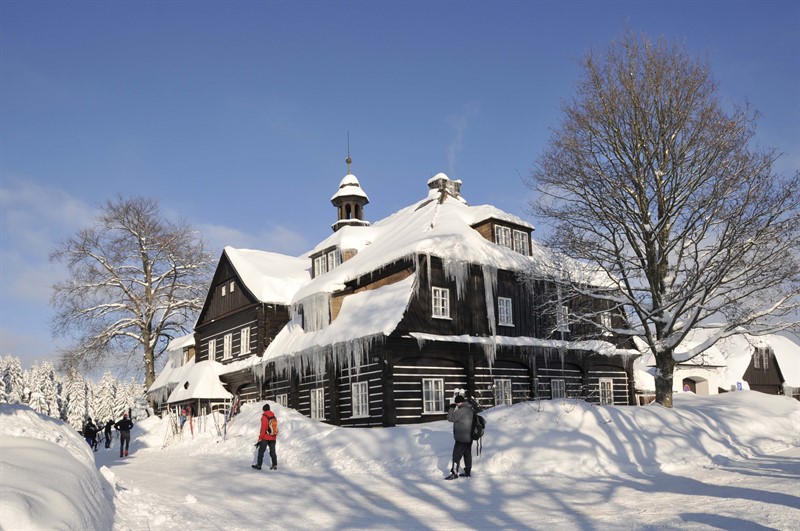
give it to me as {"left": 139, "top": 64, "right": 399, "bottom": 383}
{"left": 252, "top": 403, "right": 278, "bottom": 471}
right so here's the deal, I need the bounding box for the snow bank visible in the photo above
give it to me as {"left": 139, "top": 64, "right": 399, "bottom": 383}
{"left": 0, "top": 405, "right": 115, "bottom": 530}
{"left": 137, "top": 391, "right": 799, "bottom": 478}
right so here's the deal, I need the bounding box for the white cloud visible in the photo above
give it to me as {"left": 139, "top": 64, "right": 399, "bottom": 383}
{"left": 0, "top": 177, "right": 95, "bottom": 303}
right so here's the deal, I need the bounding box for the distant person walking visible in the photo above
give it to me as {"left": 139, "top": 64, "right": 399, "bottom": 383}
{"left": 445, "top": 395, "right": 474, "bottom": 480}
{"left": 252, "top": 404, "right": 278, "bottom": 471}
{"left": 83, "top": 418, "right": 99, "bottom": 452}
{"left": 115, "top": 412, "right": 134, "bottom": 457}
{"left": 104, "top": 420, "right": 113, "bottom": 449}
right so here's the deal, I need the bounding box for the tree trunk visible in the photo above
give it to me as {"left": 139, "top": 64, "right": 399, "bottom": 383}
{"left": 143, "top": 343, "right": 155, "bottom": 389}
{"left": 654, "top": 350, "right": 675, "bottom": 408}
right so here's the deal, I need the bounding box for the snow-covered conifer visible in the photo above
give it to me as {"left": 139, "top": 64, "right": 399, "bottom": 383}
{"left": 1, "top": 356, "right": 26, "bottom": 404}
{"left": 63, "top": 368, "right": 89, "bottom": 429}
{"left": 93, "top": 372, "right": 117, "bottom": 422}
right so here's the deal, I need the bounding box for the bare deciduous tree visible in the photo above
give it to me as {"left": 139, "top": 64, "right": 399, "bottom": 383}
{"left": 526, "top": 31, "right": 800, "bottom": 407}
{"left": 51, "top": 196, "right": 214, "bottom": 387}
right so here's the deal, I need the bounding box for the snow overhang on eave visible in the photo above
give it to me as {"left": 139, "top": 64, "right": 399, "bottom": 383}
{"left": 408, "top": 332, "right": 636, "bottom": 358}
{"left": 262, "top": 274, "right": 416, "bottom": 365}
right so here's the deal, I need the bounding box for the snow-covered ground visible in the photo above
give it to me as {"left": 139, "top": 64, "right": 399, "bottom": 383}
{"left": 2, "top": 392, "right": 799, "bottom": 530}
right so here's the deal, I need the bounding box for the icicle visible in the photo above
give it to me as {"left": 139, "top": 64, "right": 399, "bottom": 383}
{"left": 482, "top": 265, "right": 498, "bottom": 367}
{"left": 294, "top": 292, "right": 331, "bottom": 332}
{"left": 415, "top": 335, "right": 426, "bottom": 351}
{"left": 412, "top": 253, "right": 422, "bottom": 298}
{"left": 443, "top": 258, "right": 470, "bottom": 301}
{"left": 426, "top": 252, "right": 432, "bottom": 293}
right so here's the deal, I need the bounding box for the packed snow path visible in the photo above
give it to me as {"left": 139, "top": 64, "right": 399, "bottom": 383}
{"left": 99, "top": 446, "right": 799, "bottom": 530}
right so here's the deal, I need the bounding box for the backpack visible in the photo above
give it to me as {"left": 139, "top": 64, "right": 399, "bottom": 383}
{"left": 267, "top": 416, "right": 279, "bottom": 437}
{"left": 471, "top": 411, "right": 486, "bottom": 456}
{"left": 471, "top": 412, "right": 486, "bottom": 441}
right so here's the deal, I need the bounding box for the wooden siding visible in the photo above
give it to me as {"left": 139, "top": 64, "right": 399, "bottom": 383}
{"left": 337, "top": 362, "right": 384, "bottom": 427}
{"left": 587, "top": 367, "right": 630, "bottom": 405}
{"left": 474, "top": 360, "right": 533, "bottom": 409}
{"left": 393, "top": 357, "right": 467, "bottom": 424}
{"left": 537, "top": 365, "right": 583, "bottom": 399}
{"left": 198, "top": 255, "right": 257, "bottom": 326}
{"left": 743, "top": 349, "right": 784, "bottom": 394}
{"left": 297, "top": 370, "right": 329, "bottom": 421}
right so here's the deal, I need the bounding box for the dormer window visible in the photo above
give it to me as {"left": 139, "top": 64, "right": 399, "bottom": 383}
{"left": 513, "top": 230, "right": 530, "bottom": 256}
{"left": 494, "top": 226, "right": 512, "bottom": 249}
{"left": 313, "top": 248, "right": 341, "bottom": 278}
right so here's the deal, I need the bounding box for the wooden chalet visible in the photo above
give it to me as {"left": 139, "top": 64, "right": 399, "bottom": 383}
{"left": 150, "top": 169, "right": 640, "bottom": 425}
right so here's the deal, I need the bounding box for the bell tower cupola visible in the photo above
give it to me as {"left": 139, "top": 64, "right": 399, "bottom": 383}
{"left": 331, "top": 143, "right": 370, "bottom": 232}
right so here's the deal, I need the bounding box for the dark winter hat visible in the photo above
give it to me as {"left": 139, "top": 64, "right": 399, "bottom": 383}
{"left": 454, "top": 395, "right": 466, "bottom": 404}
{"left": 262, "top": 404, "right": 271, "bottom": 411}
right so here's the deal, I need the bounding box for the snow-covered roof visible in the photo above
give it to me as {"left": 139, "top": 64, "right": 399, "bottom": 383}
{"left": 224, "top": 247, "right": 310, "bottom": 305}
{"left": 166, "top": 360, "right": 232, "bottom": 403}
{"left": 310, "top": 224, "right": 375, "bottom": 255}
{"left": 166, "top": 334, "right": 195, "bottom": 353}
{"left": 637, "top": 329, "right": 728, "bottom": 368}
{"left": 716, "top": 331, "right": 800, "bottom": 389}
{"left": 330, "top": 174, "right": 369, "bottom": 202}
{"left": 771, "top": 332, "right": 800, "bottom": 388}
{"left": 147, "top": 334, "right": 196, "bottom": 400}
{"left": 294, "top": 174, "right": 561, "bottom": 301}
{"left": 262, "top": 273, "right": 416, "bottom": 364}
{"left": 463, "top": 204, "right": 535, "bottom": 230}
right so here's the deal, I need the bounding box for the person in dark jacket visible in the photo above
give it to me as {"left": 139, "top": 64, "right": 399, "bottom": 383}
{"left": 83, "top": 418, "right": 98, "bottom": 451}
{"left": 114, "top": 413, "right": 134, "bottom": 457}
{"left": 252, "top": 404, "right": 278, "bottom": 471}
{"left": 103, "top": 420, "right": 113, "bottom": 449}
{"left": 445, "top": 395, "right": 474, "bottom": 480}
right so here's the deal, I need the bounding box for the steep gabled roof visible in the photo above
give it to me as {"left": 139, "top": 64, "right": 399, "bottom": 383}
{"left": 223, "top": 247, "right": 310, "bottom": 305}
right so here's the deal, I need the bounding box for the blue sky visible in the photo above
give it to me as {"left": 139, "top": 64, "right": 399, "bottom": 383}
{"left": 2, "top": 1, "right": 798, "bottom": 371}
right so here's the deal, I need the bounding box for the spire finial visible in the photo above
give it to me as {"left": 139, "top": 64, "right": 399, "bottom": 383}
{"left": 345, "top": 131, "right": 352, "bottom": 174}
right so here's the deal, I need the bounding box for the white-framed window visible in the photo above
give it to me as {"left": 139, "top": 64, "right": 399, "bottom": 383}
{"left": 754, "top": 348, "right": 769, "bottom": 370}
{"left": 556, "top": 304, "right": 569, "bottom": 333}
{"left": 276, "top": 394, "right": 288, "bottom": 408}
{"left": 551, "top": 379, "right": 566, "bottom": 399}
{"left": 599, "top": 378, "right": 614, "bottom": 405}
{"left": 600, "top": 311, "right": 612, "bottom": 335}
{"left": 422, "top": 378, "right": 445, "bottom": 414}
{"left": 229, "top": 281, "right": 235, "bottom": 293}
{"left": 494, "top": 379, "right": 512, "bottom": 405}
{"left": 498, "top": 297, "right": 513, "bottom": 326}
{"left": 327, "top": 249, "right": 340, "bottom": 272}
{"left": 513, "top": 230, "right": 530, "bottom": 255}
{"left": 494, "top": 225, "right": 512, "bottom": 248}
{"left": 313, "top": 255, "right": 327, "bottom": 277}
{"left": 221, "top": 285, "right": 226, "bottom": 297}
{"left": 207, "top": 338, "right": 216, "bottom": 362}
{"left": 432, "top": 287, "right": 450, "bottom": 319}
{"left": 351, "top": 381, "right": 369, "bottom": 418}
{"left": 223, "top": 333, "right": 232, "bottom": 359}
{"left": 240, "top": 327, "right": 251, "bottom": 355}
{"left": 310, "top": 388, "right": 325, "bottom": 420}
